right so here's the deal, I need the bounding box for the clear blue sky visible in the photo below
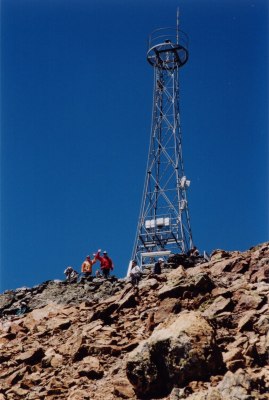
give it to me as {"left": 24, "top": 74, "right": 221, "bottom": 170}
{"left": 1, "top": 0, "right": 268, "bottom": 292}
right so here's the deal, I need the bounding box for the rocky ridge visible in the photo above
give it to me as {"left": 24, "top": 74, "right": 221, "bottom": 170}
{"left": 0, "top": 242, "right": 268, "bottom": 399}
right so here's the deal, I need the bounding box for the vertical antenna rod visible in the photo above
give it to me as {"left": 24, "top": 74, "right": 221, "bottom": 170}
{"left": 176, "top": 7, "right": 179, "bottom": 44}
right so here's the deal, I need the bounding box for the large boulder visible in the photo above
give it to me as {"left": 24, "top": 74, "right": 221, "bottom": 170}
{"left": 126, "top": 311, "right": 223, "bottom": 398}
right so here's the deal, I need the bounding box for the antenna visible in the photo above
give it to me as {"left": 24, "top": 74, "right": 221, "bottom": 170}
{"left": 176, "top": 7, "right": 179, "bottom": 44}
{"left": 129, "top": 13, "right": 193, "bottom": 274}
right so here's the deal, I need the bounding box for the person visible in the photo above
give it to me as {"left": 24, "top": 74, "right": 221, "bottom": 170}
{"left": 64, "top": 266, "right": 79, "bottom": 283}
{"left": 15, "top": 300, "right": 30, "bottom": 316}
{"left": 81, "top": 255, "right": 96, "bottom": 279}
{"left": 153, "top": 258, "right": 164, "bottom": 275}
{"left": 129, "top": 260, "right": 142, "bottom": 287}
{"left": 95, "top": 269, "right": 101, "bottom": 278}
{"left": 95, "top": 249, "right": 114, "bottom": 279}
{"left": 187, "top": 246, "right": 200, "bottom": 258}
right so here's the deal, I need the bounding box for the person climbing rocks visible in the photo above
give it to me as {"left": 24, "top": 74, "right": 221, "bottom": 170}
{"left": 130, "top": 260, "right": 142, "bottom": 287}
{"left": 95, "top": 249, "right": 114, "bottom": 279}
{"left": 152, "top": 258, "right": 164, "bottom": 275}
{"left": 81, "top": 255, "right": 96, "bottom": 280}
{"left": 64, "top": 266, "right": 79, "bottom": 283}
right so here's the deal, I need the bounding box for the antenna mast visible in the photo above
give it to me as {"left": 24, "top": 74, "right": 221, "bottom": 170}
{"left": 130, "top": 12, "right": 193, "bottom": 273}
{"left": 176, "top": 7, "right": 179, "bottom": 43}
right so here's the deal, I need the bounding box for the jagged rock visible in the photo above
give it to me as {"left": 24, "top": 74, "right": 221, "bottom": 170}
{"left": 154, "top": 298, "right": 181, "bottom": 324}
{"left": 192, "top": 273, "right": 215, "bottom": 292}
{"left": 202, "top": 296, "right": 233, "bottom": 317}
{"left": 66, "top": 389, "right": 91, "bottom": 400}
{"left": 223, "top": 348, "right": 245, "bottom": 372}
{"left": 233, "top": 292, "right": 265, "bottom": 313}
{"left": 77, "top": 356, "right": 104, "bottom": 379}
{"left": 209, "top": 258, "right": 237, "bottom": 275}
{"left": 117, "top": 291, "right": 138, "bottom": 311}
{"left": 6, "top": 366, "right": 28, "bottom": 385}
{"left": 113, "top": 378, "right": 135, "bottom": 399}
{"left": 183, "top": 388, "right": 224, "bottom": 399}
{"left": 42, "top": 349, "right": 63, "bottom": 368}
{"left": 0, "top": 242, "right": 268, "bottom": 399}
{"left": 158, "top": 272, "right": 213, "bottom": 300}
{"left": 210, "top": 249, "right": 232, "bottom": 260}
{"left": 16, "top": 347, "right": 45, "bottom": 365}
{"left": 211, "top": 287, "right": 231, "bottom": 298}
{"left": 231, "top": 259, "right": 250, "bottom": 274}
{"left": 126, "top": 311, "right": 223, "bottom": 398}
{"left": 138, "top": 278, "right": 159, "bottom": 291}
{"left": 58, "top": 333, "right": 84, "bottom": 359}
{"left": 256, "top": 333, "right": 269, "bottom": 363}
{"left": 254, "top": 314, "right": 269, "bottom": 335}
{"left": 216, "top": 368, "right": 263, "bottom": 399}
{"left": 7, "top": 386, "right": 29, "bottom": 397}
{"left": 46, "top": 317, "right": 71, "bottom": 331}
{"left": 237, "top": 310, "right": 257, "bottom": 332}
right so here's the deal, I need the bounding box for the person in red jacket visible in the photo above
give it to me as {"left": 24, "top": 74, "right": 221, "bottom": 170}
{"left": 95, "top": 249, "right": 114, "bottom": 279}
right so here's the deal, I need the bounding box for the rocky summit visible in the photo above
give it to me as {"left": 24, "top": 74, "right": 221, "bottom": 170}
{"left": 0, "top": 243, "right": 269, "bottom": 400}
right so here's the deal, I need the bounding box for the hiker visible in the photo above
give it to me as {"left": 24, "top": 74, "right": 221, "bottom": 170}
{"left": 187, "top": 246, "right": 199, "bottom": 258}
{"left": 130, "top": 260, "right": 142, "bottom": 287}
{"left": 152, "top": 258, "right": 164, "bottom": 275}
{"left": 81, "top": 255, "right": 96, "bottom": 279}
{"left": 64, "top": 266, "right": 79, "bottom": 283}
{"left": 95, "top": 249, "right": 114, "bottom": 279}
{"left": 16, "top": 301, "right": 30, "bottom": 316}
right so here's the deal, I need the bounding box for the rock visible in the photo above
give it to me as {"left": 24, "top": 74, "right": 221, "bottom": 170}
{"left": 231, "top": 259, "right": 250, "bottom": 274}
{"left": 223, "top": 348, "right": 245, "bottom": 372}
{"left": 50, "top": 353, "right": 63, "bottom": 368}
{"left": 67, "top": 389, "right": 91, "bottom": 400}
{"left": 138, "top": 278, "right": 159, "bottom": 291}
{"left": 154, "top": 298, "right": 181, "bottom": 324}
{"left": 117, "top": 291, "right": 138, "bottom": 311}
{"left": 126, "top": 311, "right": 223, "bottom": 398}
{"left": 192, "top": 273, "right": 214, "bottom": 292}
{"left": 6, "top": 367, "right": 27, "bottom": 385}
{"left": 0, "top": 242, "right": 268, "bottom": 400}
{"left": 58, "top": 333, "right": 84, "bottom": 360}
{"left": 113, "top": 378, "right": 135, "bottom": 399}
{"left": 202, "top": 296, "right": 233, "bottom": 317}
{"left": 209, "top": 258, "right": 235, "bottom": 275}
{"left": 158, "top": 281, "right": 188, "bottom": 299}
{"left": 233, "top": 292, "right": 265, "bottom": 313}
{"left": 7, "top": 386, "right": 29, "bottom": 396}
{"left": 256, "top": 333, "right": 269, "bottom": 363}
{"left": 158, "top": 273, "right": 213, "bottom": 301}
{"left": 217, "top": 368, "right": 258, "bottom": 399}
{"left": 211, "top": 287, "right": 231, "bottom": 298}
{"left": 16, "top": 347, "right": 45, "bottom": 365}
{"left": 237, "top": 310, "right": 257, "bottom": 332}
{"left": 46, "top": 317, "right": 71, "bottom": 331}
{"left": 210, "top": 250, "right": 231, "bottom": 261}
{"left": 77, "top": 356, "right": 104, "bottom": 379}
{"left": 254, "top": 314, "right": 269, "bottom": 335}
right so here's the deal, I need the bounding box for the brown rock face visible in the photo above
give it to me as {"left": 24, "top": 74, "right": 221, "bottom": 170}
{"left": 126, "top": 311, "right": 223, "bottom": 398}
{"left": 0, "top": 242, "right": 268, "bottom": 399}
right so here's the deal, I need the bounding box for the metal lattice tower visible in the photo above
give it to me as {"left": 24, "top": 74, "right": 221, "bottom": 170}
{"left": 130, "top": 12, "right": 193, "bottom": 271}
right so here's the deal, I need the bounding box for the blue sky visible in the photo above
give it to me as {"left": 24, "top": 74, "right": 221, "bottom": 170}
{"left": 1, "top": 0, "right": 268, "bottom": 292}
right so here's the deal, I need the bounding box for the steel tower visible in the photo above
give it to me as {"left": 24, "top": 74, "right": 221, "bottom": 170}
{"left": 131, "top": 13, "right": 193, "bottom": 271}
